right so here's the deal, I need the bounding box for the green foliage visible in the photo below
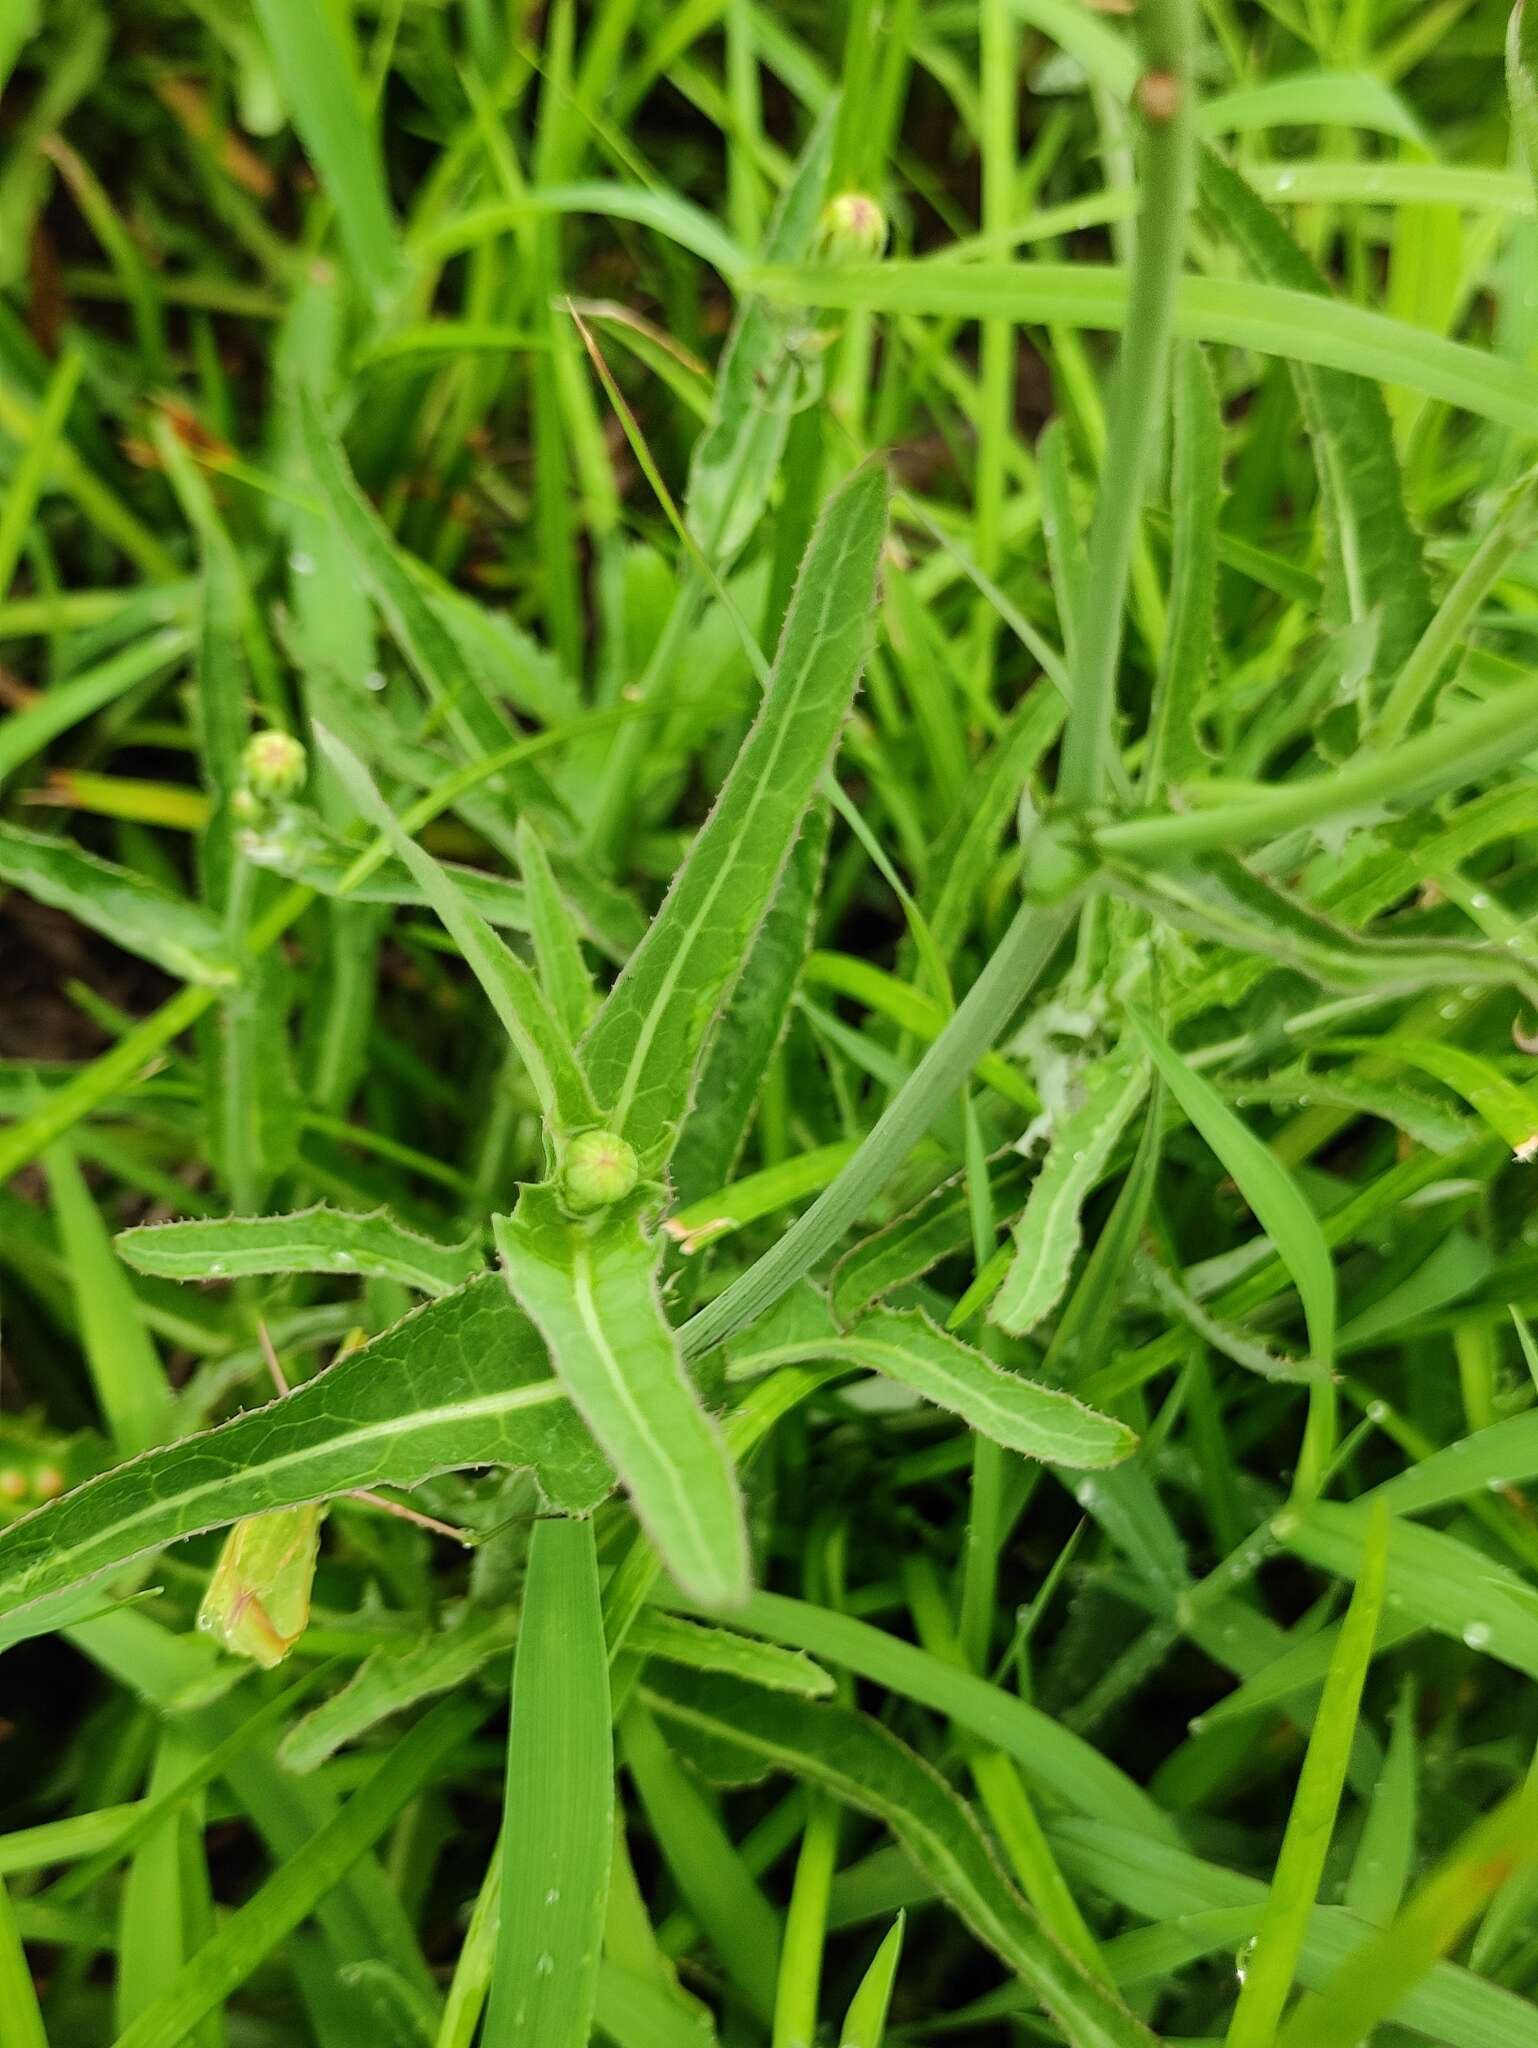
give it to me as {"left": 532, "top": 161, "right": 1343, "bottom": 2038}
{"left": 5, "top": 3, "right": 1538, "bottom": 2045}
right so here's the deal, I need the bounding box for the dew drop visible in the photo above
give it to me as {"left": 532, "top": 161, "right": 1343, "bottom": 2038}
{"left": 288, "top": 549, "right": 316, "bottom": 576}
{"left": 363, "top": 668, "right": 387, "bottom": 692}
{"left": 1367, "top": 1400, "right": 1390, "bottom": 1425}
{"left": 545, "top": 1887, "right": 560, "bottom": 1906}
{"left": 1471, "top": 891, "right": 1491, "bottom": 909}
{"left": 536, "top": 1952, "right": 555, "bottom": 1976}
{"left": 1463, "top": 1621, "right": 1491, "bottom": 1651}
{"left": 208, "top": 1260, "right": 226, "bottom": 1277}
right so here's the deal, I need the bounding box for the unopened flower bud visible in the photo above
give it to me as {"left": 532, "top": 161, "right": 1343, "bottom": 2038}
{"left": 242, "top": 729, "right": 306, "bottom": 803}
{"left": 562, "top": 1129, "right": 639, "bottom": 1214}
{"left": 818, "top": 191, "right": 889, "bottom": 264}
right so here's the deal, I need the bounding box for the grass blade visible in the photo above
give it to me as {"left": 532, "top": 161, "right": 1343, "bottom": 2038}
{"left": 1225, "top": 1503, "right": 1387, "bottom": 2047}
{"left": 485, "top": 1516, "right": 611, "bottom": 2048}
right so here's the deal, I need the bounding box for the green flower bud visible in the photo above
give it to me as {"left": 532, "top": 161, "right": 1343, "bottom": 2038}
{"left": 817, "top": 191, "right": 889, "bottom": 264}
{"left": 562, "top": 1128, "right": 639, "bottom": 1213}
{"left": 242, "top": 729, "right": 307, "bottom": 803}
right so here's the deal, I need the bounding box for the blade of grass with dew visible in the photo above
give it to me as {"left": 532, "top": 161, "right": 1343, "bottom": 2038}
{"left": 641, "top": 1666, "right": 1158, "bottom": 2048}
{"left": 484, "top": 1516, "right": 611, "bottom": 2048}
{"left": 1223, "top": 1502, "right": 1388, "bottom": 2048}
{"left": 579, "top": 460, "right": 887, "bottom": 1170}
{"left": 1277, "top": 1776, "right": 1538, "bottom": 2048}
{"left": 0, "top": 1276, "right": 610, "bottom": 1636}
{"left": 494, "top": 1190, "right": 747, "bottom": 1608}
{"left": 115, "top": 1206, "right": 484, "bottom": 1296}
{"left": 1278, "top": 1499, "right": 1538, "bottom": 1680}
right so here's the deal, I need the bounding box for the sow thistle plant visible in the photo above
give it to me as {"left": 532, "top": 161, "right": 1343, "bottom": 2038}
{"left": 8, "top": 0, "right": 1538, "bottom": 2044}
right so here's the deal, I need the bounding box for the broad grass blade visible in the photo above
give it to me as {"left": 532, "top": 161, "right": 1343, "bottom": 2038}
{"left": 485, "top": 1516, "right": 611, "bottom": 2048}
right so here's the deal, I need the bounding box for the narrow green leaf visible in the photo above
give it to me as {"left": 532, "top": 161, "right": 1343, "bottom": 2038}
{"left": 621, "top": 1702, "right": 781, "bottom": 2019}
{"left": 0, "top": 1871, "right": 47, "bottom": 2048}
{"left": 628, "top": 1610, "right": 834, "bottom": 1696}
{"left": 0, "top": 1276, "right": 610, "bottom": 1637}
{"left": 1509, "top": 0, "right": 1538, "bottom": 207}
{"left": 1131, "top": 1017, "right": 1335, "bottom": 1375}
{"left": 486, "top": 1517, "right": 611, "bottom": 2048}
{"left": 670, "top": 802, "right": 830, "bottom": 1208}
{"left": 831, "top": 1152, "right": 1034, "bottom": 1323}
{"left": 1277, "top": 1779, "right": 1538, "bottom": 2048}
{"left": 686, "top": 108, "right": 835, "bottom": 566}
{"left": 117, "top": 1205, "right": 484, "bottom": 1298}
{"left": 840, "top": 1913, "right": 904, "bottom": 2047}
{"left": 110, "top": 1694, "right": 484, "bottom": 2048}
{"left": 495, "top": 1189, "right": 747, "bottom": 1607}
{"left": 1051, "top": 1814, "right": 1535, "bottom": 2048}
{"left": 244, "top": 804, "right": 532, "bottom": 931}
{"left": 0, "top": 626, "right": 191, "bottom": 786}
{"left": 642, "top": 1668, "right": 1157, "bottom": 2048}
{"left": 668, "top": 1588, "right": 1174, "bottom": 1838}
{"left": 315, "top": 725, "right": 599, "bottom": 1136}
{"left": 281, "top": 1609, "right": 515, "bottom": 1774}
{"left": 250, "top": 0, "right": 400, "bottom": 303}
{"left": 1226, "top": 1503, "right": 1387, "bottom": 2048}
{"left": 1278, "top": 1499, "right": 1538, "bottom": 1679}
{"left": 727, "top": 1301, "right": 1137, "bottom": 1468}
{"left": 992, "top": 1046, "right": 1149, "bottom": 1336}
{"left": 580, "top": 461, "right": 887, "bottom": 1166}
{"left": 1322, "top": 1036, "right": 1538, "bottom": 1156}
{"left": 515, "top": 817, "right": 599, "bottom": 1040}
{"left": 1202, "top": 148, "right": 1431, "bottom": 674}
{"left": 1144, "top": 340, "right": 1220, "bottom": 799}
{"left": 1105, "top": 850, "right": 1538, "bottom": 1012}
{"left": 749, "top": 258, "right": 1538, "bottom": 436}
{"left": 45, "top": 1137, "right": 175, "bottom": 1457}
